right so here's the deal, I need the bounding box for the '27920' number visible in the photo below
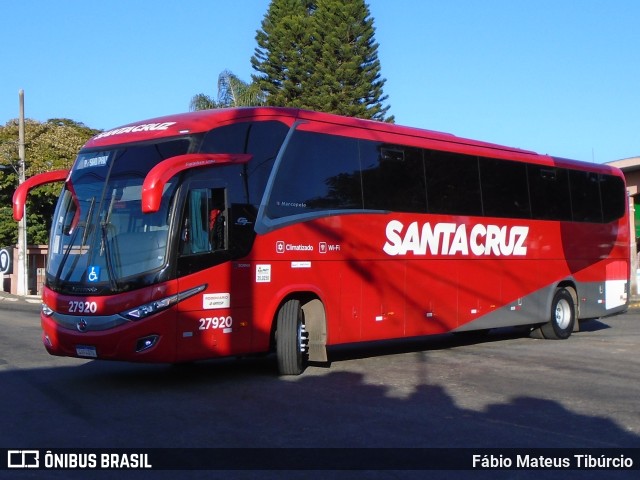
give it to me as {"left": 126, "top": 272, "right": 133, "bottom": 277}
{"left": 69, "top": 301, "right": 98, "bottom": 313}
{"left": 199, "top": 316, "right": 233, "bottom": 331}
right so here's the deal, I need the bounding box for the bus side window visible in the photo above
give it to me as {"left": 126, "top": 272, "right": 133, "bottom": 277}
{"left": 181, "top": 188, "right": 227, "bottom": 255}
{"left": 528, "top": 165, "right": 572, "bottom": 221}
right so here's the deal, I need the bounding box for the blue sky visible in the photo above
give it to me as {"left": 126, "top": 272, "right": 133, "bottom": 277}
{"left": 1, "top": 0, "right": 638, "bottom": 163}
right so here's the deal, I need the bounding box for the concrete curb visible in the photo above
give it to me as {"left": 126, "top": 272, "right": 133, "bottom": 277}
{"left": 0, "top": 292, "right": 42, "bottom": 312}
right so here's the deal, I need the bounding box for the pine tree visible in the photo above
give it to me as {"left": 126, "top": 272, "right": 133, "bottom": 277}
{"left": 251, "top": 0, "right": 315, "bottom": 108}
{"left": 251, "top": 0, "right": 392, "bottom": 121}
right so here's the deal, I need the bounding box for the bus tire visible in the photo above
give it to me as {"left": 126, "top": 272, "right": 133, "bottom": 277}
{"left": 276, "top": 299, "right": 309, "bottom": 375}
{"left": 540, "top": 288, "right": 575, "bottom": 340}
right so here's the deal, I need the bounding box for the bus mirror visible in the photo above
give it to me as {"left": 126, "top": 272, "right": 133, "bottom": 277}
{"left": 142, "top": 153, "right": 252, "bottom": 214}
{"left": 13, "top": 169, "right": 70, "bottom": 221}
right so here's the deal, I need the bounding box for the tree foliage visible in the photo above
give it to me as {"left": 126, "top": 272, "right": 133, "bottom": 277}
{"left": 251, "top": 0, "right": 315, "bottom": 109}
{"left": 190, "top": 70, "right": 265, "bottom": 111}
{"left": 251, "top": 0, "right": 392, "bottom": 121}
{"left": 0, "top": 118, "right": 99, "bottom": 246}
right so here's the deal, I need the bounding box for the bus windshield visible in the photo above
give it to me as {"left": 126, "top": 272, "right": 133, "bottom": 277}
{"left": 47, "top": 138, "right": 192, "bottom": 293}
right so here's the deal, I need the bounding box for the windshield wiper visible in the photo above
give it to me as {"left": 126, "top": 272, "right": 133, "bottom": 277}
{"left": 53, "top": 223, "right": 83, "bottom": 287}
{"left": 81, "top": 196, "right": 96, "bottom": 246}
{"left": 100, "top": 222, "right": 120, "bottom": 292}
{"left": 53, "top": 196, "right": 97, "bottom": 287}
{"left": 99, "top": 190, "right": 121, "bottom": 292}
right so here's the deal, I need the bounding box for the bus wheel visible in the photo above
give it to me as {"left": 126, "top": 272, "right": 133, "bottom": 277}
{"left": 540, "top": 288, "right": 576, "bottom": 340}
{"left": 276, "top": 299, "right": 310, "bottom": 375}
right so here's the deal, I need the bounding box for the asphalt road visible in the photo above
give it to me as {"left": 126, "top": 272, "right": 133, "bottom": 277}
{"left": 0, "top": 299, "right": 638, "bottom": 479}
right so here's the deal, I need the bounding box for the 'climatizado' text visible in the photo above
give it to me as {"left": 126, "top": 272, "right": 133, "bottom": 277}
{"left": 383, "top": 220, "right": 529, "bottom": 257}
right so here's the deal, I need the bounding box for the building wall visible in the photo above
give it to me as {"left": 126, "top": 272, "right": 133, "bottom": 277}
{"left": 607, "top": 157, "right": 640, "bottom": 296}
{"left": 6, "top": 245, "right": 48, "bottom": 296}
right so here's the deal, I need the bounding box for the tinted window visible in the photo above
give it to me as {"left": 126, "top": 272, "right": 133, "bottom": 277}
{"left": 569, "top": 170, "right": 602, "bottom": 222}
{"left": 528, "top": 165, "right": 572, "bottom": 220}
{"left": 201, "top": 122, "right": 249, "bottom": 153}
{"left": 261, "top": 127, "right": 626, "bottom": 225}
{"left": 425, "top": 150, "right": 482, "bottom": 216}
{"left": 480, "top": 157, "right": 530, "bottom": 218}
{"left": 244, "top": 122, "right": 289, "bottom": 205}
{"left": 201, "top": 121, "right": 289, "bottom": 206}
{"left": 267, "top": 131, "right": 362, "bottom": 219}
{"left": 600, "top": 174, "right": 626, "bottom": 222}
{"left": 361, "top": 144, "right": 427, "bottom": 212}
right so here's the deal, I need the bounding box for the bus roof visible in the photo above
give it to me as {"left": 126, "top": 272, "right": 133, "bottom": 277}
{"left": 84, "top": 107, "right": 520, "bottom": 151}
{"left": 82, "top": 107, "right": 622, "bottom": 177}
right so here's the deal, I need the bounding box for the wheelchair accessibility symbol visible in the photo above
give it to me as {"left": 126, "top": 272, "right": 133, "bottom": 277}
{"left": 87, "top": 266, "right": 101, "bottom": 282}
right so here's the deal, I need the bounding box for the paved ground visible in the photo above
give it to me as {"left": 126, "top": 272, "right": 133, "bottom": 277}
{"left": 1, "top": 292, "right": 638, "bottom": 479}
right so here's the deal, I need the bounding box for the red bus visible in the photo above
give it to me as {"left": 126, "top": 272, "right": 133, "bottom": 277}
{"left": 14, "top": 107, "right": 629, "bottom": 375}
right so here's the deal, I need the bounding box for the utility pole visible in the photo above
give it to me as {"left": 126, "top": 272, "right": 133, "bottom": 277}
{"left": 17, "top": 89, "right": 28, "bottom": 296}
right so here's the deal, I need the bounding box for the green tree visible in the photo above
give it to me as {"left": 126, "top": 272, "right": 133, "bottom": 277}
{"left": 251, "top": 0, "right": 316, "bottom": 108}
{"left": 0, "top": 118, "right": 99, "bottom": 246}
{"left": 251, "top": 0, "right": 392, "bottom": 121}
{"left": 190, "top": 70, "right": 264, "bottom": 111}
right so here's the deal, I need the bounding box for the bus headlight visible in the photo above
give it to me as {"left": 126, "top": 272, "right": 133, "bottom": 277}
{"left": 123, "top": 295, "right": 177, "bottom": 320}
{"left": 42, "top": 303, "right": 54, "bottom": 317}
{"left": 121, "top": 284, "right": 206, "bottom": 321}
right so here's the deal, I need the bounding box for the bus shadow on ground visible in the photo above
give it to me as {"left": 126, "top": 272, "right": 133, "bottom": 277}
{"left": 321, "top": 319, "right": 612, "bottom": 363}
{"left": 3, "top": 317, "right": 638, "bottom": 460}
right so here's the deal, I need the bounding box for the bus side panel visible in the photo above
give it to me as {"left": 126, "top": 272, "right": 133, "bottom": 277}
{"left": 247, "top": 257, "right": 341, "bottom": 354}
{"left": 574, "top": 260, "right": 629, "bottom": 319}
{"left": 175, "top": 264, "right": 253, "bottom": 363}
{"left": 561, "top": 221, "right": 626, "bottom": 277}
{"left": 453, "top": 287, "right": 548, "bottom": 332}
{"left": 563, "top": 217, "right": 629, "bottom": 318}
{"left": 337, "top": 267, "right": 361, "bottom": 342}
{"left": 456, "top": 259, "right": 505, "bottom": 329}
{"left": 498, "top": 258, "right": 542, "bottom": 323}
{"left": 358, "top": 259, "right": 406, "bottom": 342}
{"left": 604, "top": 259, "right": 629, "bottom": 310}
{"left": 404, "top": 259, "right": 458, "bottom": 336}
